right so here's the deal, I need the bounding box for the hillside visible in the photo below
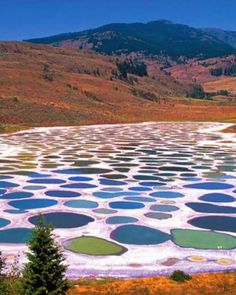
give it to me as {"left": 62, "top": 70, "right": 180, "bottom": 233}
{"left": 0, "top": 42, "right": 236, "bottom": 130}
{"left": 26, "top": 20, "right": 235, "bottom": 60}
{"left": 202, "top": 28, "right": 236, "bottom": 49}
{"left": 167, "top": 55, "right": 236, "bottom": 94}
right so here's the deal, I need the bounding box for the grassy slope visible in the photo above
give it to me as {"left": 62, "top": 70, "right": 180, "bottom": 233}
{"left": 0, "top": 123, "right": 27, "bottom": 133}
{"left": 0, "top": 42, "right": 236, "bottom": 132}
{"left": 204, "top": 77, "right": 236, "bottom": 94}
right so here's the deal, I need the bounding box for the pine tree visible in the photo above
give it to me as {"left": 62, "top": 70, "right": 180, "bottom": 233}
{"left": 22, "top": 217, "right": 69, "bottom": 295}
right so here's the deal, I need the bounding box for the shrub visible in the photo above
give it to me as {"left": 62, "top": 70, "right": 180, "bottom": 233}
{"left": 42, "top": 63, "right": 54, "bottom": 81}
{"left": 0, "top": 250, "right": 10, "bottom": 295}
{"left": 217, "top": 89, "right": 230, "bottom": 96}
{"left": 66, "top": 84, "right": 78, "bottom": 91}
{"left": 170, "top": 270, "right": 192, "bottom": 282}
{"left": 131, "top": 88, "right": 159, "bottom": 102}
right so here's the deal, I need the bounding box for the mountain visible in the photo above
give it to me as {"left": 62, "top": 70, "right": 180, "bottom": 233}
{"left": 26, "top": 20, "right": 236, "bottom": 60}
{"left": 202, "top": 28, "right": 236, "bottom": 49}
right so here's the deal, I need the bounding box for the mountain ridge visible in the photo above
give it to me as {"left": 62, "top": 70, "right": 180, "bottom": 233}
{"left": 25, "top": 20, "right": 236, "bottom": 59}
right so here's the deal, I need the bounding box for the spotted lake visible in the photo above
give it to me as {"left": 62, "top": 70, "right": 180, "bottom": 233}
{"left": 0, "top": 122, "right": 235, "bottom": 277}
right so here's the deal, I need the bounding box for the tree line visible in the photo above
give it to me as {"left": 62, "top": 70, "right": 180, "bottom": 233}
{"left": 210, "top": 63, "right": 236, "bottom": 77}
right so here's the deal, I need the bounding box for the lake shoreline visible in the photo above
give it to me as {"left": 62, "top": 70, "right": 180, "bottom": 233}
{"left": 0, "top": 120, "right": 235, "bottom": 135}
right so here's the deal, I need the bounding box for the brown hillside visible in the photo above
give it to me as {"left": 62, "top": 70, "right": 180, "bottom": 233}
{"left": 204, "top": 77, "right": 236, "bottom": 94}
{"left": 0, "top": 42, "right": 236, "bottom": 128}
{"left": 167, "top": 55, "right": 236, "bottom": 94}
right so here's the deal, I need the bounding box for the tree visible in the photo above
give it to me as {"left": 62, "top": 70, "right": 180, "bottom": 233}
{"left": 187, "top": 84, "right": 206, "bottom": 99}
{"left": 22, "top": 217, "right": 69, "bottom": 295}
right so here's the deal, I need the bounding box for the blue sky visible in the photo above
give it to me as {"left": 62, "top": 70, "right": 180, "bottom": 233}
{"left": 1, "top": 0, "right": 236, "bottom": 41}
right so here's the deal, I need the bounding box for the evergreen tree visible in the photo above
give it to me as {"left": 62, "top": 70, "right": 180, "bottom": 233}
{"left": 22, "top": 217, "right": 69, "bottom": 295}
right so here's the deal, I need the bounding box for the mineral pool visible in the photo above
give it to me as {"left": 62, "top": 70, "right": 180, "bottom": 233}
{"left": 0, "top": 122, "right": 235, "bottom": 277}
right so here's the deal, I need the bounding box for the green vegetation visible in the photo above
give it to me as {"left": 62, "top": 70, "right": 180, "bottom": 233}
{"left": 186, "top": 86, "right": 232, "bottom": 100}
{"left": 216, "top": 89, "right": 230, "bottom": 96}
{"left": 22, "top": 217, "right": 69, "bottom": 295}
{"left": 0, "top": 250, "right": 25, "bottom": 294}
{"left": 172, "top": 229, "right": 236, "bottom": 249}
{"left": 186, "top": 84, "right": 206, "bottom": 99}
{"left": 116, "top": 59, "right": 147, "bottom": 79}
{"left": 65, "top": 236, "right": 127, "bottom": 256}
{"left": 170, "top": 270, "right": 192, "bottom": 282}
{"left": 0, "top": 251, "right": 8, "bottom": 295}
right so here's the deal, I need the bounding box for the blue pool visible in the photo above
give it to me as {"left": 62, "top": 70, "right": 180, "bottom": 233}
{"left": 111, "top": 225, "right": 170, "bottom": 245}
{"left": 28, "top": 212, "right": 95, "bottom": 228}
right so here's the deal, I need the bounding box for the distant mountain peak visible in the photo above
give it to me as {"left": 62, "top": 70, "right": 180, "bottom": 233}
{"left": 26, "top": 20, "right": 236, "bottom": 59}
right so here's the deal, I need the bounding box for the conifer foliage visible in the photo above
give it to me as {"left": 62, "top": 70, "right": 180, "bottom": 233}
{"left": 22, "top": 217, "right": 68, "bottom": 295}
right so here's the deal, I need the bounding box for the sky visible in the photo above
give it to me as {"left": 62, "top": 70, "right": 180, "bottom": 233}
{"left": 1, "top": 0, "right": 236, "bottom": 41}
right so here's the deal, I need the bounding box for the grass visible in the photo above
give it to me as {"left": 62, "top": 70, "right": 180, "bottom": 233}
{"left": 64, "top": 236, "right": 127, "bottom": 256}
{"left": 0, "top": 123, "right": 27, "bottom": 134}
{"left": 67, "top": 273, "right": 236, "bottom": 295}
